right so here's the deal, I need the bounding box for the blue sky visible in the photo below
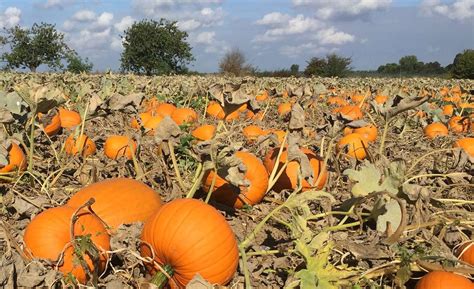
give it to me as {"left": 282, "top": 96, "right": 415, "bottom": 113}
{"left": 0, "top": 0, "right": 472, "bottom": 72}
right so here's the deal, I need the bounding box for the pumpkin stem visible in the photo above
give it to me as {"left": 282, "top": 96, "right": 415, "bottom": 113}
{"left": 150, "top": 264, "right": 174, "bottom": 288}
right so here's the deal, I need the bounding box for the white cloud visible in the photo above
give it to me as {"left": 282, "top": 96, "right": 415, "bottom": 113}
{"left": 39, "top": 0, "right": 75, "bottom": 9}
{"left": 293, "top": 0, "right": 392, "bottom": 20}
{"left": 280, "top": 42, "right": 332, "bottom": 58}
{"left": 315, "top": 27, "right": 355, "bottom": 45}
{"left": 254, "top": 14, "right": 323, "bottom": 42}
{"left": 192, "top": 31, "right": 228, "bottom": 54}
{"left": 0, "top": 7, "right": 21, "bottom": 28}
{"left": 195, "top": 31, "right": 216, "bottom": 45}
{"left": 96, "top": 12, "right": 114, "bottom": 28}
{"left": 132, "top": 0, "right": 223, "bottom": 16}
{"left": 421, "top": 0, "right": 474, "bottom": 20}
{"left": 178, "top": 19, "right": 202, "bottom": 31}
{"left": 72, "top": 10, "right": 96, "bottom": 22}
{"left": 114, "top": 16, "right": 135, "bottom": 32}
{"left": 255, "top": 12, "right": 291, "bottom": 25}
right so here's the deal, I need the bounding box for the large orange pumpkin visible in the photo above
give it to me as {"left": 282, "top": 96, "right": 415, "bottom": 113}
{"left": 155, "top": 103, "right": 177, "bottom": 117}
{"left": 203, "top": 151, "right": 269, "bottom": 208}
{"left": 337, "top": 133, "right": 368, "bottom": 160}
{"left": 171, "top": 108, "right": 198, "bottom": 125}
{"left": 206, "top": 101, "right": 225, "bottom": 120}
{"left": 65, "top": 134, "right": 96, "bottom": 157}
{"left": 131, "top": 112, "right": 164, "bottom": 135}
{"left": 415, "top": 271, "right": 474, "bottom": 289}
{"left": 454, "top": 137, "right": 474, "bottom": 157}
{"left": 191, "top": 124, "right": 216, "bottom": 141}
{"left": 140, "top": 199, "right": 239, "bottom": 289}
{"left": 0, "top": 142, "right": 27, "bottom": 173}
{"left": 23, "top": 206, "right": 110, "bottom": 284}
{"left": 104, "top": 135, "right": 137, "bottom": 160}
{"left": 333, "top": 105, "right": 363, "bottom": 120}
{"left": 457, "top": 242, "right": 474, "bottom": 266}
{"left": 67, "top": 178, "right": 162, "bottom": 231}
{"left": 38, "top": 112, "right": 61, "bottom": 136}
{"left": 344, "top": 125, "right": 378, "bottom": 142}
{"left": 225, "top": 104, "right": 248, "bottom": 122}
{"left": 424, "top": 123, "right": 449, "bottom": 139}
{"left": 58, "top": 108, "right": 81, "bottom": 129}
{"left": 263, "top": 147, "right": 327, "bottom": 192}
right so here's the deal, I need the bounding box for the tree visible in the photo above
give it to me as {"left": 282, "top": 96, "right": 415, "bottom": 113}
{"left": 66, "top": 52, "right": 93, "bottom": 74}
{"left": 290, "top": 64, "right": 299, "bottom": 75}
{"left": 304, "top": 54, "right": 352, "bottom": 77}
{"left": 398, "top": 55, "right": 424, "bottom": 73}
{"left": 218, "top": 48, "right": 255, "bottom": 76}
{"left": 2, "top": 23, "right": 71, "bottom": 72}
{"left": 451, "top": 49, "right": 474, "bottom": 79}
{"left": 120, "top": 19, "right": 194, "bottom": 75}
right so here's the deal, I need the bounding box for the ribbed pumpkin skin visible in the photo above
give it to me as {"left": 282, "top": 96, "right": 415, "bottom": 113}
{"left": 337, "top": 133, "right": 368, "bottom": 160}
{"left": 67, "top": 178, "right": 162, "bottom": 231}
{"left": 171, "top": 108, "right": 198, "bottom": 125}
{"left": 191, "top": 125, "right": 216, "bottom": 141}
{"left": 104, "top": 135, "right": 137, "bottom": 160}
{"left": 23, "top": 206, "right": 110, "bottom": 284}
{"left": 458, "top": 242, "right": 474, "bottom": 265}
{"left": 415, "top": 271, "right": 474, "bottom": 289}
{"left": 454, "top": 138, "right": 474, "bottom": 157}
{"left": 202, "top": 151, "right": 269, "bottom": 208}
{"left": 263, "top": 147, "right": 327, "bottom": 192}
{"left": 65, "top": 134, "right": 96, "bottom": 157}
{"left": 58, "top": 108, "right": 81, "bottom": 129}
{"left": 140, "top": 199, "right": 239, "bottom": 289}
{"left": 424, "top": 123, "right": 449, "bottom": 139}
{"left": 0, "top": 143, "right": 27, "bottom": 173}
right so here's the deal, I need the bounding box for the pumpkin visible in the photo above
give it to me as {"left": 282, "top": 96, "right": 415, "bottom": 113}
{"left": 266, "top": 129, "right": 286, "bottom": 144}
{"left": 263, "top": 147, "right": 327, "bottom": 192}
{"left": 142, "top": 97, "right": 160, "bottom": 112}
{"left": 225, "top": 104, "right": 248, "bottom": 122}
{"left": 65, "top": 134, "right": 96, "bottom": 157}
{"left": 191, "top": 124, "right": 216, "bottom": 141}
{"left": 0, "top": 142, "right": 27, "bottom": 173}
{"left": 203, "top": 151, "right": 269, "bottom": 208}
{"left": 415, "top": 271, "right": 474, "bottom": 289}
{"left": 457, "top": 242, "right": 474, "bottom": 266}
{"left": 256, "top": 90, "right": 269, "bottom": 101}
{"left": 374, "top": 95, "right": 388, "bottom": 105}
{"left": 155, "top": 103, "right": 177, "bottom": 116}
{"left": 23, "top": 206, "right": 110, "bottom": 284}
{"left": 140, "top": 198, "right": 239, "bottom": 289}
{"left": 344, "top": 125, "right": 378, "bottom": 142}
{"left": 242, "top": 125, "right": 267, "bottom": 143}
{"left": 424, "top": 123, "right": 449, "bottom": 139}
{"left": 38, "top": 112, "right": 61, "bottom": 136}
{"left": 277, "top": 102, "right": 292, "bottom": 116}
{"left": 327, "top": 96, "right": 348, "bottom": 107}
{"left": 130, "top": 112, "right": 153, "bottom": 129}
{"left": 337, "top": 133, "right": 368, "bottom": 160}
{"left": 351, "top": 94, "right": 365, "bottom": 104}
{"left": 104, "top": 135, "right": 137, "bottom": 160}
{"left": 448, "top": 116, "right": 470, "bottom": 133}
{"left": 58, "top": 108, "right": 81, "bottom": 129}
{"left": 442, "top": 104, "right": 454, "bottom": 116}
{"left": 454, "top": 137, "right": 474, "bottom": 157}
{"left": 206, "top": 101, "right": 225, "bottom": 120}
{"left": 171, "top": 108, "right": 198, "bottom": 125}
{"left": 67, "top": 178, "right": 162, "bottom": 231}
{"left": 333, "top": 105, "right": 363, "bottom": 120}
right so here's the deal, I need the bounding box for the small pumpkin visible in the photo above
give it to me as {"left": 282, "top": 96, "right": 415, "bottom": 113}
{"left": 277, "top": 102, "right": 292, "bottom": 116}
{"left": 130, "top": 112, "right": 153, "bottom": 129}
{"left": 448, "top": 116, "right": 470, "bottom": 133}
{"left": 424, "top": 122, "right": 449, "bottom": 139}
{"left": 104, "top": 135, "right": 137, "bottom": 160}
{"left": 442, "top": 104, "right": 454, "bottom": 116}
{"left": 242, "top": 125, "right": 267, "bottom": 143}
{"left": 0, "top": 142, "right": 27, "bottom": 173}
{"left": 191, "top": 124, "right": 216, "bottom": 141}
{"left": 225, "top": 104, "right": 248, "bottom": 122}
{"left": 327, "top": 96, "right": 348, "bottom": 107}
{"left": 203, "top": 151, "right": 269, "bottom": 208}
{"left": 171, "top": 108, "right": 198, "bottom": 125}
{"left": 65, "top": 134, "right": 96, "bottom": 157}
{"left": 344, "top": 125, "right": 378, "bottom": 142}
{"left": 67, "top": 178, "right": 162, "bottom": 231}
{"left": 374, "top": 94, "right": 388, "bottom": 105}
{"left": 38, "top": 112, "right": 61, "bottom": 136}
{"left": 337, "top": 133, "right": 368, "bottom": 160}
{"left": 415, "top": 271, "right": 474, "bottom": 289}
{"left": 140, "top": 198, "right": 239, "bottom": 289}
{"left": 206, "top": 101, "right": 225, "bottom": 120}
{"left": 333, "top": 105, "right": 363, "bottom": 120}
{"left": 457, "top": 241, "right": 474, "bottom": 266}
{"left": 58, "top": 108, "right": 81, "bottom": 129}
{"left": 263, "top": 147, "right": 327, "bottom": 192}
{"left": 23, "top": 206, "right": 110, "bottom": 284}
{"left": 454, "top": 137, "right": 474, "bottom": 157}
{"left": 256, "top": 90, "right": 269, "bottom": 101}
{"left": 155, "top": 103, "right": 177, "bottom": 116}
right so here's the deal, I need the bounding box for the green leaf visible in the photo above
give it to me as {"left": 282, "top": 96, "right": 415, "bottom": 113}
{"left": 373, "top": 198, "right": 402, "bottom": 233}
{"left": 344, "top": 162, "right": 383, "bottom": 197}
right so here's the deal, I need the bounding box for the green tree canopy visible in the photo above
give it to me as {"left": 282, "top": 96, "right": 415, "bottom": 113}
{"left": 1, "top": 23, "right": 71, "bottom": 72}
{"left": 120, "top": 19, "right": 194, "bottom": 75}
{"left": 66, "top": 52, "right": 93, "bottom": 74}
{"left": 304, "top": 54, "right": 352, "bottom": 77}
{"left": 451, "top": 49, "right": 474, "bottom": 79}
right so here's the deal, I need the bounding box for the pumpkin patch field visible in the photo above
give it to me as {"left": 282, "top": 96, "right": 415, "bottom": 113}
{"left": 0, "top": 73, "right": 473, "bottom": 288}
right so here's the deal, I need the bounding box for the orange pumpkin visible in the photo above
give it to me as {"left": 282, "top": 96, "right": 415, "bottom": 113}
{"left": 225, "top": 104, "right": 248, "bottom": 122}
{"left": 65, "top": 134, "right": 96, "bottom": 157}
{"left": 333, "top": 105, "right": 363, "bottom": 120}
{"left": 171, "top": 108, "right": 198, "bottom": 125}
{"left": 337, "top": 133, "right": 368, "bottom": 160}
{"left": 142, "top": 97, "right": 160, "bottom": 112}
{"left": 0, "top": 142, "right": 27, "bottom": 173}
{"left": 256, "top": 90, "right": 269, "bottom": 101}
{"left": 67, "top": 178, "right": 162, "bottom": 231}
{"left": 277, "top": 102, "right": 292, "bottom": 116}
{"left": 23, "top": 206, "right": 110, "bottom": 284}
{"left": 206, "top": 101, "right": 225, "bottom": 120}
{"left": 130, "top": 112, "right": 153, "bottom": 129}
{"left": 448, "top": 116, "right": 470, "bottom": 133}
{"left": 344, "top": 125, "right": 378, "bottom": 142}
{"left": 155, "top": 103, "right": 177, "bottom": 116}
{"left": 140, "top": 198, "right": 239, "bottom": 289}
{"left": 374, "top": 95, "right": 388, "bottom": 105}
{"left": 457, "top": 242, "right": 474, "bottom": 266}
{"left": 191, "top": 124, "right": 216, "bottom": 141}
{"left": 38, "top": 112, "right": 61, "bottom": 136}
{"left": 263, "top": 147, "right": 327, "bottom": 192}
{"left": 454, "top": 137, "right": 474, "bottom": 157}
{"left": 415, "top": 271, "right": 474, "bottom": 289}
{"left": 242, "top": 125, "right": 267, "bottom": 143}
{"left": 267, "top": 129, "right": 286, "bottom": 144}
{"left": 58, "top": 108, "right": 81, "bottom": 129}
{"left": 104, "top": 135, "right": 137, "bottom": 160}
{"left": 424, "top": 123, "right": 449, "bottom": 139}
{"left": 132, "top": 112, "right": 164, "bottom": 135}
{"left": 442, "top": 105, "right": 454, "bottom": 116}
{"left": 327, "top": 96, "right": 349, "bottom": 107}
{"left": 203, "top": 151, "right": 269, "bottom": 208}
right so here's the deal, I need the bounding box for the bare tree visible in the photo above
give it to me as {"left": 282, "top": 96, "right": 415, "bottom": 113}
{"left": 218, "top": 48, "right": 254, "bottom": 76}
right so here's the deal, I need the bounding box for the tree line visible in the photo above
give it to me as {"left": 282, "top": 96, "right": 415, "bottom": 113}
{"left": 0, "top": 20, "right": 473, "bottom": 79}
